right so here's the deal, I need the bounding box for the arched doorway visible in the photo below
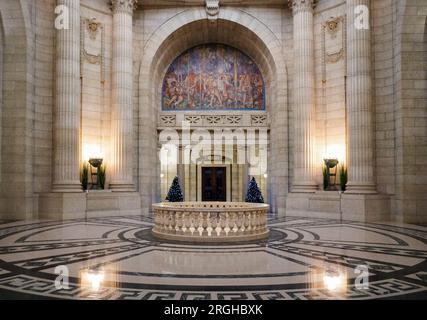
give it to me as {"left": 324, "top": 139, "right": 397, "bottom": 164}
{"left": 138, "top": 9, "right": 288, "bottom": 215}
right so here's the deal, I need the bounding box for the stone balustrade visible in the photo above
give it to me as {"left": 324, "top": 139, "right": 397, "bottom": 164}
{"left": 152, "top": 202, "right": 269, "bottom": 242}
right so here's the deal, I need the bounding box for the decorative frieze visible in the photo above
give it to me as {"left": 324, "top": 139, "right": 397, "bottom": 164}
{"left": 159, "top": 114, "right": 268, "bottom": 128}
{"left": 185, "top": 115, "right": 202, "bottom": 125}
{"left": 160, "top": 115, "right": 177, "bottom": 126}
{"left": 251, "top": 115, "right": 268, "bottom": 126}
{"left": 225, "top": 115, "right": 242, "bottom": 125}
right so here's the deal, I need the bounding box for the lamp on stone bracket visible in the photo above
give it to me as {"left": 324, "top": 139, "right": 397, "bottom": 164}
{"left": 323, "top": 158, "right": 339, "bottom": 191}
{"left": 83, "top": 143, "right": 104, "bottom": 190}
{"left": 88, "top": 158, "right": 104, "bottom": 190}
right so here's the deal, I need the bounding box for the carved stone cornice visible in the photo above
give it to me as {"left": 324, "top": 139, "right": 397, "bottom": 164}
{"left": 288, "top": 0, "right": 315, "bottom": 15}
{"left": 111, "top": 0, "right": 138, "bottom": 15}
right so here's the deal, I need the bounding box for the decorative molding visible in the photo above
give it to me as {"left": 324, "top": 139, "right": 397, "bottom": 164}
{"left": 251, "top": 115, "right": 268, "bottom": 126}
{"left": 288, "top": 0, "right": 315, "bottom": 15}
{"left": 111, "top": 0, "right": 138, "bottom": 15}
{"left": 326, "top": 48, "right": 344, "bottom": 64}
{"left": 86, "top": 18, "right": 101, "bottom": 40}
{"left": 80, "top": 18, "right": 105, "bottom": 83}
{"left": 185, "top": 115, "right": 202, "bottom": 125}
{"left": 225, "top": 115, "right": 242, "bottom": 125}
{"left": 158, "top": 113, "right": 269, "bottom": 128}
{"left": 205, "top": 115, "right": 222, "bottom": 125}
{"left": 206, "top": 0, "right": 220, "bottom": 21}
{"left": 82, "top": 50, "right": 102, "bottom": 65}
{"left": 160, "top": 115, "right": 176, "bottom": 126}
{"left": 321, "top": 16, "right": 345, "bottom": 68}
{"left": 325, "top": 17, "right": 340, "bottom": 38}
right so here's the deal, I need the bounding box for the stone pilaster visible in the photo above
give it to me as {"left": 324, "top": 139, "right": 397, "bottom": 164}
{"left": 289, "top": 0, "right": 317, "bottom": 193}
{"left": 53, "top": 0, "right": 82, "bottom": 193}
{"left": 110, "top": 0, "right": 137, "bottom": 192}
{"left": 345, "top": 0, "right": 376, "bottom": 194}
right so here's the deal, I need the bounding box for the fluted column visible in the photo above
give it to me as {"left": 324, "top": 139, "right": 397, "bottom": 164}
{"left": 289, "top": 0, "right": 317, "bottom": 193}
{"left": 110, "top": 0, "right": 137, "bottom": 192}
{"left": 53, "top": 0, "right": 82, "bottom": 193}
{"left": 346, "top": 0, "right": 376, "bottom": 194}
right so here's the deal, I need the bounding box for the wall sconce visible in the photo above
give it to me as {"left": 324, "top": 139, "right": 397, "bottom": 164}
{"left": 263, "top": 173, "right": 268, "bottom": 179}
{"left": 160, "top": 173, "right": 165, "bottom": 178}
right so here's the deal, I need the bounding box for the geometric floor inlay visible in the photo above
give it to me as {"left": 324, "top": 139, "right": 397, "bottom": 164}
{"left": 0, "top": 215, "right": 426, "bottom": 300}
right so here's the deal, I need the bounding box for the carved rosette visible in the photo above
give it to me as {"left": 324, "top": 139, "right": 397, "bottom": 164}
{"left": 288, "top": 0, "right": 315, "bottom": 15}
{"left": 111, "top": 0, "right": 138, "bottom": 15}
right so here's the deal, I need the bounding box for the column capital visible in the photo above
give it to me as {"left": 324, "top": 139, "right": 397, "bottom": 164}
{"left": 111, "top": 0, "right": 138, "bottom": 15}
{"left": 288, "top": 0, "right": 315, "bottom": 15}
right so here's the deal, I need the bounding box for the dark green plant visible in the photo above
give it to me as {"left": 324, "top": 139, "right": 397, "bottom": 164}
{"left": 81, "top": 162, "right": 89, "bottom": 191}
{"left": 340, "top": 164, "right": 348, "bottom": 192}
{"left": 166, "top": 176, "right": 184, "bottom": 202}
{"left": 322, "top": 164, "right": 329, "bottom": 190}
{"left": 98, "top": 165, "right": 106, "bottom": 190}
{"left": 245, "top": 177, "right": 264, "bottom": 203}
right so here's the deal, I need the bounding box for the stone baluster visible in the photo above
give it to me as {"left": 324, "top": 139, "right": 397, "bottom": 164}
{"left": 53, "top": 0, "right": 82, "bottom": 192}
{"left": 110, "top": 0, "right": 137, "bottom": 191}
{"left": 345, "top": 0, "right": 377, "bottom": 194}
{"left": 289, "top": 0, "right": 318, "bottom": 193}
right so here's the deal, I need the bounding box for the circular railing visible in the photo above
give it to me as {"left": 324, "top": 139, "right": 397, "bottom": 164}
{"left": 152, "top": 202, "right": 269, "bottom": 242}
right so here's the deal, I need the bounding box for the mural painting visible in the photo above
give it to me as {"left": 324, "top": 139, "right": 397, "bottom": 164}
{"left": 162, "top": 44, "right": 265, "bottom": 111}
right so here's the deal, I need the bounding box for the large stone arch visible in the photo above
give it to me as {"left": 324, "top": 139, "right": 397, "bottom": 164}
{"left": 0, "top": 0, "right": 35, "bottom": 219}
{"left": 138, "top": 7, "right": 289, "bottom": 214}
{"left": 394, "top": 0, "right": 427, "bottom": 222}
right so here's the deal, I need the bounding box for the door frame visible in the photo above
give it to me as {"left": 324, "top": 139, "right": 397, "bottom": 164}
{"left": 197, "top": 164, "right": 231, "bottom": 202}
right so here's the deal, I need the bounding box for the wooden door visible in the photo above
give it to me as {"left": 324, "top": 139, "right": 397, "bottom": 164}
{"left": 202, "top": 167, "right": 227, "bottom": 201}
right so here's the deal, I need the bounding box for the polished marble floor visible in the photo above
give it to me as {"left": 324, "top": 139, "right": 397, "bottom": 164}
{"left": 0, "top": 215, "right": 426, "bottom": 300}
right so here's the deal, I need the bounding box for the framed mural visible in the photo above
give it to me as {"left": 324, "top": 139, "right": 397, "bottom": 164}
{"left": 162, "top": 44, "right": 265, "bottom": 111}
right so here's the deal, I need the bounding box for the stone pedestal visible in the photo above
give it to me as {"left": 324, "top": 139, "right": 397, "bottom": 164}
{"left": 38, "top": 191, "right": 141, "bottom": 220}
{"left": 86, "top": 191, "right": 141, "bottom": 218}
{"left": 39, "top": 193, "right": 86, "bottom": 220}
{"left": 341, "top": 194, "right": 390, "bottom": 222}
{"left": 286, "top": 191, "right": 390, "bottom": 222}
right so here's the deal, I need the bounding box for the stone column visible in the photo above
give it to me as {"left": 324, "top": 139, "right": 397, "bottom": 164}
{"left": 53, "top": 0, "right": 82, "bottom": 192}
{"left": 110, "top": 0, "right": 137, "bottom": 192}
{"left": 289, "top": 0, "right": 317, "bottom": 193}
{"left": 345, "top": 0, "right": 376, "bottom": 194}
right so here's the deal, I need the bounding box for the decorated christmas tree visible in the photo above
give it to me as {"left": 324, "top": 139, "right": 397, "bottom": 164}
{"left": 166, "top": 176, "right": 184, "bottom": 202}
{"left": 245, "top": 177, "right": 264, "bottom": 203}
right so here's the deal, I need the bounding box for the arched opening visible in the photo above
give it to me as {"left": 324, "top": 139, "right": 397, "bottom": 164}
{"left": 395, "top": 1, "right": 427, "bottom": 222}
{"left": 138, "top": 10, "right": 288, "bottom": 215}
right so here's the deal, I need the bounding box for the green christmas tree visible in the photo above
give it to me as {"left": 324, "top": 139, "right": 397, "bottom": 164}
{"left": 166, "top": 176, "right": 184, "bottom": 202}
{"left": 245, "top": 177, "right": 264, "bottom": 203}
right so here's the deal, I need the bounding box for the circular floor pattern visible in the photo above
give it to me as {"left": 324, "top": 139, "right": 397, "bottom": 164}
{"left": 0, "top": 215, "right": 426, "bottom": 300}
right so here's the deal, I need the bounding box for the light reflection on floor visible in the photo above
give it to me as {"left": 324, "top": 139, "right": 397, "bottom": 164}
{"left": 0, "top": 215, "right": 426, "bottom": 300}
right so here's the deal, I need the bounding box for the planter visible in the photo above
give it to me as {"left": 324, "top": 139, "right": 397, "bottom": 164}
{"left": 152, "top": 202, "right": 269, "bottom": 243}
